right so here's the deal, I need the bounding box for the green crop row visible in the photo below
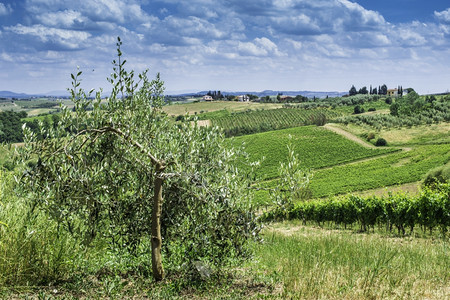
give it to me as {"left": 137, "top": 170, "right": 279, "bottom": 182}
{"left": 232, "top": 126, "right": 397, "bottom": 181}
{"left": 252, "top": 144, "right": 450, "bottom": 206}
{"left": 211, "top": 108, "right": 341, "bottom": 136}
{"left": 311, "top": 144, "right": 450, "bottom": 197}
{"left": 266, "top": 184, "right": 450, "bottom": 236}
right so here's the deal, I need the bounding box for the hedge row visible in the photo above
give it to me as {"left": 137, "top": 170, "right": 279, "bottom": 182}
{"left": 265, "top": 184, "right": 449, "bottom": 236}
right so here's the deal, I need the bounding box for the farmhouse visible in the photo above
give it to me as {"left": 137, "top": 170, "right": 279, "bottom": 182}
{"left": 203, "top": 95, "right": 213, "bottom": 101}
{"left": 279, "top": 95, "right": 293, "bottom": 102}
{"left": 238, "top": 95, "right": 250, "bottom": 102}
{"left": 387, "top": 88, "right": 398, "bottom": 97}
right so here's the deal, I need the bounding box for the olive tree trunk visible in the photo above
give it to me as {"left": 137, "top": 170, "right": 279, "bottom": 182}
{"left": 152, "top": 163, "right": 165, "bottom": 281}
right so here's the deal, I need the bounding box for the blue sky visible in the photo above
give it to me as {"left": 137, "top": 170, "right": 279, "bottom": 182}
{"left": 0, "top": 0, "right": 449, "bottom": 95}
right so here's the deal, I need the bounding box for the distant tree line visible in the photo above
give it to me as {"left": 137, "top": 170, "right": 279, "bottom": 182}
{"left": 349, "top": 84, "right": 404, "bottom": 97}
{"left": 0, "top": 111, "right": 27, "bottom": 143}
{"left": 0, "top": 111, "right": 60, "bottom": 143}
{"left": 207, "top": 90, "right": 225, "bottom": 100}
{"left": 260, "top": 94, "right": 309, "bottom": 103}
{"left": 390, "top": 91, "right": 443, "bottom": 117}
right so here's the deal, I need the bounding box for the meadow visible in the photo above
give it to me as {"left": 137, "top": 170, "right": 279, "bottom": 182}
{"left": 333, "top": 122, "right": 450, "bottom": 146}
{"left": 310, "top": 144, "right": 450, "bottom": 197}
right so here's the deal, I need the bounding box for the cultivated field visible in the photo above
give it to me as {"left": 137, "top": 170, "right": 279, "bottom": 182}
{"left": 163, "top": 100, "right": 283, "bottom": 116}
{"left": 232, "top": 126, "right": 397, "bottom": 181}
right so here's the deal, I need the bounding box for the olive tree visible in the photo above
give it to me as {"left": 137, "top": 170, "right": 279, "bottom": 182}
{"left": 20, "top": 38, "right": 259, "bottom": 281}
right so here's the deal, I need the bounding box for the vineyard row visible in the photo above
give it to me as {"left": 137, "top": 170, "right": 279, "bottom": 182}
{"left": 265, "top": 184, "right": 449, "bottom": 236}
{"left": 210, "top": 108, "right": 341, "bottom": 137}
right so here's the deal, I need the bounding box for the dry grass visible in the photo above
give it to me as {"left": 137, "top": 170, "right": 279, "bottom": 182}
{"left": 354, "top": 181, "right": 421, "bottom": 198}
{"left": 379, "top": 122, "right": 450, "bottom": 145}
{"left": 332, "top": 122, "right": 450, "bottom": 146}
{"left": 324, "top": 123, "right": 376, "bottom": 149}
{"left": 27, "top": 108, "right": 58, "bottom": 116}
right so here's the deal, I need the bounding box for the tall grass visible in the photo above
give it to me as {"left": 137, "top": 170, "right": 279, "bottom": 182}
{"left": 0, "top": 170, "right": 87, "bottom": 287}
{"left": 254, "top": 221, "right": 449, "bottom": 299}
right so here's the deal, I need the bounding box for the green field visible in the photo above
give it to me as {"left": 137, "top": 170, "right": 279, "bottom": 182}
{"left": 228, "top": 123, "right": 449, "bottom": 205}
{"left": 232, "top": 126, "right": 397, "bottom": 181}
{"left": 0, "top": 101, "right": 21, "bottom": 112}
{"left": 0, "top": 98, "right": 64, "bottom": 116}
{"left": 310, "top": 144, "right": 450, "bottom": 197}
{"left": 253, "top": 143, "right": 449, "bottom": 204}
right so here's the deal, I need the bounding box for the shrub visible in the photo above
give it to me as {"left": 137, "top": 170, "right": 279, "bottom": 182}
{"left": 309, "top": 113, "right": 327, "bottom": 126}
{"left": 375, "top": 138, "right": 387, "bottom": 146}
{"left": 367, "top": 132, "right": 375, "bottom": 140}
{"left": 423, "top": 163, "right": 450, "bottom": 189}
{"left": 353, "top": 105, "right": 365, "bottom": 114}
{"left": 368, "top": 107, "right": 376, "bottom": 112}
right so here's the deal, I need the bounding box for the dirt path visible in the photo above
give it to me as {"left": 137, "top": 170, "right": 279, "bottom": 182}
{"left": 324, "top": 123, "right": 376, "bottom": 149}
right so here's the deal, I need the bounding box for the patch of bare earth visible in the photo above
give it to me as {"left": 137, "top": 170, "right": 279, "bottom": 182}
{"left": 355, "top": 181, "right": 421, "bottom": 197}
{"left": 190, "top": 120, "right": 211, "bottom": 127}
{"left": 196, "top": 119, "right": 211, "bottom": 127}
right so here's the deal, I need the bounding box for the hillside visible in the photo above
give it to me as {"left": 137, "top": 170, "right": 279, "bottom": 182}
{"left": 1, "top": 90, "right": 449, "bottom": 299}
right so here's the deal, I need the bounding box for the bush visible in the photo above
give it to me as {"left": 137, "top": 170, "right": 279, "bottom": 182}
{"left": 309, "top": 113, "right": 327, "bottom": 126}
{"left": 423, "top": 163, "right": 450, "bottom": 188}
{"left": 368, "top": 107, "right": 376, "bottom": 112}
{"left": 375, "top": 138, "right": 387, "bottom": 146}
{"left": 367, "top": 132, "right": 375, "bottom": 140}
{"left": 385, "top": 97, "right": 392, "bottom": 104}
{"left": 353, "top": 105, "right": 365, "bottom": 114}
{"left": 273, "top": 184, "right": 450, "bottom": 235}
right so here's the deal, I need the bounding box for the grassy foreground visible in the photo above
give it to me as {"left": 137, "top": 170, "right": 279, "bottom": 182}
{"left": 254, "top": 221, "right": 449, "bottom": 299}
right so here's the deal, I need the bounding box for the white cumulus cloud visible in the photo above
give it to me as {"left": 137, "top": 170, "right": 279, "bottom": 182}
{"left": 0, "top": 2, "right": 12, "bottom": 15}
{"left": 238, "top": 37, "right": 282, "bottom": 57}
{"left": 435, "top": 8, "right": 450, "bottom": 24}
{"left": 5, "top": 24, "right": 91, "bottom": 50}
{"left": 35, "top": 10, "right": 88, "bottom": 28}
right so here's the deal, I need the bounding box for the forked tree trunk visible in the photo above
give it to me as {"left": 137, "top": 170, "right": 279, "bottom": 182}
{"left": 152, "top": 163, "right": 165, "bottom": 281}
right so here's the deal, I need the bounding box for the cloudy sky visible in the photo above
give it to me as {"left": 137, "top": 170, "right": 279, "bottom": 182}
{"left": 0, "top": 0, "right": 449, "bottom": 95}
